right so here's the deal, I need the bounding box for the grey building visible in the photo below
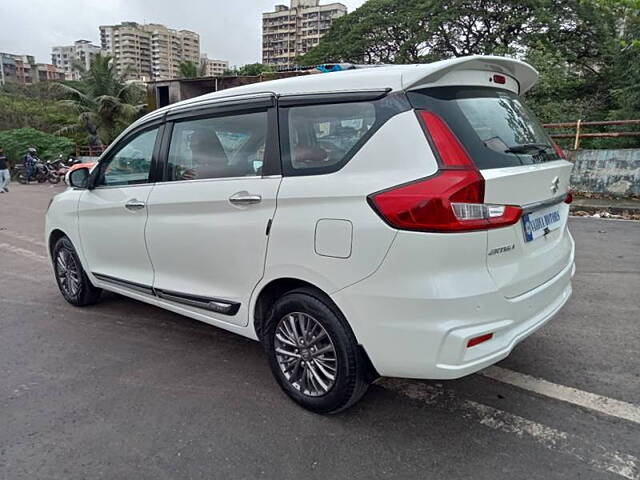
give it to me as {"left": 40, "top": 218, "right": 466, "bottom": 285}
{"left": 51, "top": 40, "right": 103, "bottom": 80}
{"left": 99, "top": 22, "right": 200, "bottom": 81}
{"left": 262, "top": 0, "right": 347, "bottom": 68}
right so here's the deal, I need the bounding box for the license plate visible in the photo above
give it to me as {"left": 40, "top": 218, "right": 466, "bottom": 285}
{"left": 522, "top": 205, "right": 562, "bottom": 242}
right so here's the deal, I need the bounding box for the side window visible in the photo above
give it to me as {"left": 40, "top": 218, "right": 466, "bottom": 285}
{"left": 166, "top": 111, "right": 267, "bottom": 181}
{"left": 284, "top": 102, "right": 376, "bottom": 174}
{"left": 99, "top": 128, "right": 158, "bottom": 186}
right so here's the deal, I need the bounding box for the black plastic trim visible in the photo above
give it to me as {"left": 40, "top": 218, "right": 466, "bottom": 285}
{"left": 154, "top": 288, "right": 240, "bottom": 316}
{"left": 92, "top": 272, "right": 241, "bottom": 316}
{"left": 165, "top": 96, "right": 275, "bottom": 122}
{"left": 278, "top": 89, "right": 391, "bottom": 107}
{"left": 92, "top": 272, "right": 154, "bottom": 295}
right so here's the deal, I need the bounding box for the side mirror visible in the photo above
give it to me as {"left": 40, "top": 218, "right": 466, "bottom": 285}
{"left": 67, "top": 167, "right": 90, "bottom": 189}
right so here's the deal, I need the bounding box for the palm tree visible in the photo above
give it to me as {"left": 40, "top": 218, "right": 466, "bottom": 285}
{"left": 179, "top": 60, "right": 207, "bottom": 78}
{"left": 56, "top": 54, "right": 147, "bottom": 146}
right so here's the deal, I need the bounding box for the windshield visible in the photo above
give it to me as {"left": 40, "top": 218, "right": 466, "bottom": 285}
{"left": 407, "top": 87, "right": 561, "bottom": 169}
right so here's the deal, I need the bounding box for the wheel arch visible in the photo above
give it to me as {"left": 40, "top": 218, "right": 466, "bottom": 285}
{"left": 252, "top": 277, "right": 379, "bottom": 381}
{"left": 48, "top": 228, "right": 68, "bottom": 258}
{"left": 253, "top": 277, "right": 322, "bottom": 341}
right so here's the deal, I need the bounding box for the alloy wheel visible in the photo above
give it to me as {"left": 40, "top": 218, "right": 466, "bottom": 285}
{"left": 274, "top": 312, "right": 337, "bottom": 397}
{"left": 55, "top": 249, "right": 81, "bottom": 298}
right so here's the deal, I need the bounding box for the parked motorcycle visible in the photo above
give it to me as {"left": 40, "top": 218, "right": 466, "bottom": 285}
{"left": 15, "top": 159, "right": 55, "bottom": 184}
{"left": 44, "top": 159, "right": 68, "bottom": 184}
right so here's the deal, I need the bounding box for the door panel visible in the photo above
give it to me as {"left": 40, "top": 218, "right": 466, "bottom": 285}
{"left": 77, "top": 125, "right": 161, "bottom": 288}
{"left": 145, "top": 177, "right": 280, "bottom": 326}
{"left": 78, "top": 185, "right": 155, "bottom": 286}
{"left": 145, "top": 106, "right": 280, "bottom": 327}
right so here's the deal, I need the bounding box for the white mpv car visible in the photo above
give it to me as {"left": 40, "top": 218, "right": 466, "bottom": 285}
{"left": 46, "top": 56, "right": 575, "bottom": 413}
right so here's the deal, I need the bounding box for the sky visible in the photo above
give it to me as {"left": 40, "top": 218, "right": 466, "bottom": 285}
{"left": 0, "top": 0, "right": 367, "bottom": 67}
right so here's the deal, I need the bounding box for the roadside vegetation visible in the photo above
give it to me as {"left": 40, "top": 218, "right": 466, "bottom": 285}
{"left": 0, "top": 54, "right": 147, "bottom": 164}
{"left": 0, "top": 128, "right": 75, "bottom": 167}
{"left": 299, "top": 0, "right": 640, "bottom": 148}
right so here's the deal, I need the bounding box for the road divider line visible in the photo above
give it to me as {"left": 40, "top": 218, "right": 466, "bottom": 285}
{"left": 480, "top": 366, "right": 640, "bottom": 425}
{"left": 0, "top": 243, "right": 48, "bottom": 263}
{"left": 0, "top": 229, "right": 46, "bottom": 247}
{"left": 380, "top": 378, "right": 639, "bottom": 480}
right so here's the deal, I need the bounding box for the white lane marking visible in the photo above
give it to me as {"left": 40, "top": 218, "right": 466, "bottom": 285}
{"left": 0, "top": 243, "right": 48, "bottom": 262}
{"left": 481, "top": 366, "right": 640, "bottom": 425}
{"left": 0, "top": 229, "right": 46, "bottom": 247}
{"left": 380, "top": 379, "right": 639, "bottom": 480}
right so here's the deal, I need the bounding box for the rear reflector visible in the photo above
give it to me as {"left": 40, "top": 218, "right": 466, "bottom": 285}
{"left": 367, "top": 111, "right": 522, "bottom": 232}
{"left": 492, "top": 74, "right": 506, "bottom": 84}
{"left": 467, "top": 333, "right": 493, "bottom": 348}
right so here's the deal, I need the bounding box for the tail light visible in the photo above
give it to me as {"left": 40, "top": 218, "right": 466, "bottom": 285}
{"left": 368, "top": 111, "right": 522, "bottom": 233}
{"left": 553, "top": 142, "right": 566, "bottom": 159}
{"left": 564, "top": 192, "right": 573, "bottom": 204}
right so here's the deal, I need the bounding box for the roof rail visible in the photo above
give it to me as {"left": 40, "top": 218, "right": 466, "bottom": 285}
{"left": 275, "top": 63, "right": 386, "bottom": 73}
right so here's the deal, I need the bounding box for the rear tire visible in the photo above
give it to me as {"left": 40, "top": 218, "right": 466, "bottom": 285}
{"left": 263, "top": 288, "right": 370, "bottom": 414}
{"left": 52, "top": 236, "right": 101, "bottom": 306}
{"left": 48, "top": 173, "right": 61, "bottom": 184}
{"left": 17, "top": 172, "right": 28, "bottom": 184}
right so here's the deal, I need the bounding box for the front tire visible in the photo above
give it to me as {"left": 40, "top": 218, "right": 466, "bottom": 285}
{"left": 52, "top": 236, "right": 101, "bottom": 306}
{"left": 263, "top": 288, "right": 370, "bottom": 414}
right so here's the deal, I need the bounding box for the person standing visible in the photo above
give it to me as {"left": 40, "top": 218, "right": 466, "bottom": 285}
{"left": 23, "top": 147, "right": 38, "bottom": 183}
{"left": 0, "top": 146, "right": 9, "bottom": 193}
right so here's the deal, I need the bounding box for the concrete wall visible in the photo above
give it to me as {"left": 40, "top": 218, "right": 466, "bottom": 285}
{"left": 569, "top": 149, "right": 640, "bottom": 197}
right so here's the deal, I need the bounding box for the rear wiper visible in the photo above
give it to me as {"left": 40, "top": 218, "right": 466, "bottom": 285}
{"left": 505, "top": 143, "right": 551, "bottom": 154}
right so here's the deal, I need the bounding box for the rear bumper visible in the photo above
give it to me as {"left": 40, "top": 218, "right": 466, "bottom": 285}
{"left": 332, "top": 230, "right": 575, "bottom": 379}
{"left": 433, "top": 260, "right": 573, "bottom": 378}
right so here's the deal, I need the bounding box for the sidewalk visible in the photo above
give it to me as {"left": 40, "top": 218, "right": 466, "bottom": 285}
{"left": 571, "top": 196, "right": 640, "bottom": 219}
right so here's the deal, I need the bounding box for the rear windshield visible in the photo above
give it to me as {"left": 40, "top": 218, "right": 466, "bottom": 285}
{"left": 407, "top": 87, "right": 561, "bottom": 169}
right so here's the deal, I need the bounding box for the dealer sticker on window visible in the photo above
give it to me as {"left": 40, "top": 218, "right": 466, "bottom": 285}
{"left": 522, "top": 205, "right": 562, "bottom": 242}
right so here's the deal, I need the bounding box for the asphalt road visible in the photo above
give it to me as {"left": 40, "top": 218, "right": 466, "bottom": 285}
{"left": 1, "top": 183, "right": 639, "bottom": 480}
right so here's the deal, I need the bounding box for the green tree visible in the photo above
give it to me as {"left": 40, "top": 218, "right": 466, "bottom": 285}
{"left": 179, "top": 60, "right": 207, "bottom": 78}
{"left": 237, "top": 63, "right": 274, "bottom": 76}
{"left": 300, "top": 0, "right": 620, "bottom": 65}
{"left": 56, "top": 54, "right": 147, "bottom": 146}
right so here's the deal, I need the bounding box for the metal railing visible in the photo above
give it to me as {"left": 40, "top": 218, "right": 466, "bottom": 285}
{"left": 543, "top": 119, "right": 640, "bottom": 150}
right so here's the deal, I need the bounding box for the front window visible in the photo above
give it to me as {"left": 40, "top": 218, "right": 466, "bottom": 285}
{"left": 166, "top": 111, "right": 267, "bottom": 181}
{"left": 98, "top": 127, "right": 158, "bottom": 186}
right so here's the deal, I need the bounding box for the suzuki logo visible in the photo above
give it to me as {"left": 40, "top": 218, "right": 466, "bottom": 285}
{"left": 550, "top": 176, "right": 560, "bottom": 194}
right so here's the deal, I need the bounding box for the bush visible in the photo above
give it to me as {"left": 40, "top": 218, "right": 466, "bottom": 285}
{"left": 0, "top": 128, "right": 75, "bottom": 169}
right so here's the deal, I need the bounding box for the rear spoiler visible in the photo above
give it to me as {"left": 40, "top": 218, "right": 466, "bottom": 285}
{"left": 401, "top": 55, "right": 539, "bottom": 95}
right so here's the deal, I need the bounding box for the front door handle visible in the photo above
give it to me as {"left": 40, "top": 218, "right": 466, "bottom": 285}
{"left": 125, "top": 199, "right": 146, "bottom": 211}
{"left": 229, "top": 192, "right": 262, "bottom": 205}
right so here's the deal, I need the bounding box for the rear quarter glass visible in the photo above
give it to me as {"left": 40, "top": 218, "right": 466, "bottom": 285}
{"left": 407, "top": 87, "right": 561, "bottom": 170}
{"left": 278, "top": 92, "right": 411, "bottom": 176}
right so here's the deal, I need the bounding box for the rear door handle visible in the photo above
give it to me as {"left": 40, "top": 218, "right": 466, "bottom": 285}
{"left": 125, "top": 199, "right": 146, "bottom": 211}
{"left": 229, "top": 192, "right": 262, "bottom": 205}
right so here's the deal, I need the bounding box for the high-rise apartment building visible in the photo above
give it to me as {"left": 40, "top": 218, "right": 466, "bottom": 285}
{"left": 52, "top": 40, "right": 103, "bottom": 80}
{"left": 200, "top": 54, "right": 230, "bottom": 77}
{"left": 262, "top": 0, "right": 347, "bottom": 68}
{"left": 99, "top": 22, "right": 200, "bottom": 81}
